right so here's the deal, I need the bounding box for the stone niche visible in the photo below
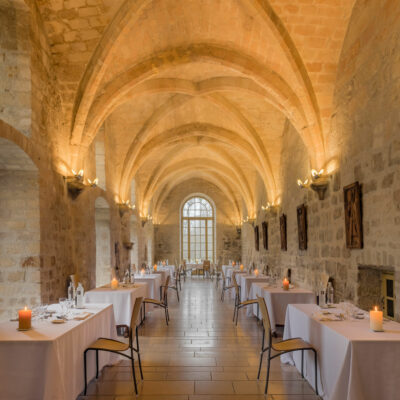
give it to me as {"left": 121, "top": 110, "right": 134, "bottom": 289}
{"left": 357, "top": 265, "right": 394, "bottom": 311}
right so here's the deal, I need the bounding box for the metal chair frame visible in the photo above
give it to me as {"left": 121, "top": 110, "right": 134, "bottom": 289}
{"left": 220, "top": 269, "right": 234, "bottom": 302}
{"left": 83, "top": 297, "right": 144, "bottom": 395}
{"left": 232, "top": 274, "right": 258, "bottom": 325}
{"left": 256, "top": 295, "right": 319, "bottom": 396}
{"left": 143, "top": 275, "right": 170, "bottom": 325}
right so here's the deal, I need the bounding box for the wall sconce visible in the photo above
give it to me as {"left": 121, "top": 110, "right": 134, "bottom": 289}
{"left": 118, "top": 200, "right": 136, "bottom": 217}
{"left": 64, "top": 169, "right": 98, "bottom": 199}
{"left": 261, "top": 202, "right": 279, "bottom": 212}
{"left": 242, "top": 216, "right": 255, "bottom": 226}
{"left": 141, "top": 214, "right": 153, "bottom": 227}
{"left": 297, "top": 169, "right": 331, "bottom": 200}
{"left": 123, "top": 241, "right": 134, "bottom": 250}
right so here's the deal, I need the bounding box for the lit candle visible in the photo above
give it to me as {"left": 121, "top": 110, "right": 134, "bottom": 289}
{"left": 140, "top": 269, "right": 145, "bottom": 276}
{"left": 111, "top": 278, "right": 119, "bottom": 290}
{"left": 254, "top": 269, "right": 259, "bottom": 277}
{"left": 240, "top": 264, "right": 244, "bottom": 271}
{"left": 232, "top": 261, "right": 236, "bottom": 267}
{"left": 153, "top": 264, "right": 157, "bottom": 271}
{"left": 18, "top": 306, "right": 32, "bottom": 330}
{"left": 370, "top": 306, "right": 383, "bottom": 331}
{"left": 283, "top": 278, "right": 290, "bottom": 291}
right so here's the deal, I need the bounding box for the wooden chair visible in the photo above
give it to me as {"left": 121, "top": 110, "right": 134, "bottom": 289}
{"left": 179, "top": 261, "right": 187, "bottom": 282}
{"left": 143, "top": 275, "right": 170, "bottom": 325}
{"left": 232, "top": 273, "right": 258, "bottom": 325}
{"left": 220, "top": 269, "right": 234, "bottom": 302}
{"left": 83, "top": 297, "right": 144, "bottom": 395}
{"left": 214, "top": 264, "right": 223, "bottom": 288}
{"left": 203, "top": 260, "right": 211, "bottom": 279}
{"left": 256, "top": 295, "right": 319, "bottom": 396}
{"left": 168, "top": 270, "right": 180, "bottom": 301}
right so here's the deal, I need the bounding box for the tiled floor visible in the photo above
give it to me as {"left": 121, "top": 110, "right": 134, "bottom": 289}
{"left": 79, "top": 278, "right": 319, "bottom": 399}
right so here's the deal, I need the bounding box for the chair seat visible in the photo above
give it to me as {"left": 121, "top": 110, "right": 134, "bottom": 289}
{"left": 272, "top": 338, "right": 313, "bottom": 353}
{"left": 240, "top": 299, "right": 258, "bottom": 306}
{"left": 88, "top": 338, "right": 129, "bottom": 352}
{"left": 144, "top": 298, "right": 164, "bottom": 306}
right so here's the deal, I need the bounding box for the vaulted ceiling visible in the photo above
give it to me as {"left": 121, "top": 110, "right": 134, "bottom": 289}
{"left": 35, "top": 0, "right": 356, "bottom": 221}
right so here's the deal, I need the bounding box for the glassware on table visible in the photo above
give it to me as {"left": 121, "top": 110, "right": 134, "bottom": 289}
{"left": 59, "top": 297, "right": 68, "bottom": 316}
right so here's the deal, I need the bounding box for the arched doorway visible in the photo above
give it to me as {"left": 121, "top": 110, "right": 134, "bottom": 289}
{"left": 0, "top": 138, "right": 40, "bottom": 321}
{"left": 181, "top": 195, "right": 215, "bottom": 263}
{"left": 95, "top": 197, "right": 111, "bottom": 286}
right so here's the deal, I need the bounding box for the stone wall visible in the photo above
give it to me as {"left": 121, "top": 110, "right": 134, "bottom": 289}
{"left": 241, "top": 0, "right": 400, "bottom": 319}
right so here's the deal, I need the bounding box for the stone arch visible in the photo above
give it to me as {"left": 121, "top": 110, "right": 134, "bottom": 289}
{"left": 94, "top": 196, "right": 112, "bottom": 286}
{"left": 0, "top": 136, "right": 40, "bottom": 321}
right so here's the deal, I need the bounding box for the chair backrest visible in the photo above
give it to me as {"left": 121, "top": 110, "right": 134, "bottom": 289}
{"left": 221, "top": 268, "right": 226, "bottom": 282}
{"left": 203, "top": 260, "right": 211, "bottom": 269}
{"left": 232, "top": 272, "right": 240, "bottom": 297}
{"left": 161, "top": 275, "right": 170, "bottom": 302}
{"left": 257, "top": 295, "right": 272, "bottom": 343}
{"left": 129, "top": 296, "right": 144, "bottom": 344}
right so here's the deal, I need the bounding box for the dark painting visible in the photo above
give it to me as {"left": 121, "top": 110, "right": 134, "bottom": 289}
{"left": 280, "top": 214, "right": 287, "bottom": 251}
{"left": 297, "top": 205, "right": 307, "bottom": 250}
{"left": 262, "top": 221, "right": 268, "bottom": 250}
{"left": 254, "top": 225, "right": 259, "bottom": 251}
{"left": 344, "top": 182, "right": 363, "bottom": 249}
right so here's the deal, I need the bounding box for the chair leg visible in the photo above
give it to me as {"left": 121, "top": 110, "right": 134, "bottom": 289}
{"left": 165, "top": 307, "right": 169, "bottom": 325}
{"left": 301, "top": 349, "right": 304, "bottom": 378}
{"left": 314, "top": 350, "right": 319, "bottom": 396}
{"left": 235, "top": 306, "right": 239, "bottom": 326}
{"left": 264, "top": 349, "right": 272, "bottom": 394}
{"left": 136, "top": 329, "right": 144, "bottom": 380}
{"left": 130, "top": 349, "right": 138, "bottom": 395}
{"left": 83, "top": 350, "right": 88, "bottom": 395}
{"left": 176, "top": 288, "right": 180, "bottom": 302}
{"left": 96, "top": 349, "right": 99, "bottom": 379}
{"left": 257, "top": 329, "right": 265, "bottom": 379}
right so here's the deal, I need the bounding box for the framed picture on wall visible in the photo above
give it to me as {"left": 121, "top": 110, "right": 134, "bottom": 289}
{"left": 280, "top": 214, "right": 287, "bottom": 251}
{"left": 254, "top": 225, "right": 259, "bottom": 251}
{"left": 262, "top": 221, "right": 268, "bottom": 250}
{"left": 344, "top": 181, "right": 363, "bottom": 249}
{"left": 297, "top": 205, "right": 307, "bottom": 250}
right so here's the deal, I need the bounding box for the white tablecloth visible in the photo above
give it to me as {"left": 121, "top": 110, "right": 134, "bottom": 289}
{"left": 153, "top": 269, "right": 169, "bottom": 285}
{"left": 0, "top": 304, "right": 116, "bottom": 400}
{"left": 249, "top": 282, "right": 315, "bottom": 327}
{"left": 134, "top": 274, "right": 162, "bottom": 299}
{"left": 236, "top": 274, "right": 270, "bottom": 302}
{"left": 85, "top": 283, "right": 147, "bottom": 325}
{"left": 282, "top": 304, "right": 400, "bottom": 400}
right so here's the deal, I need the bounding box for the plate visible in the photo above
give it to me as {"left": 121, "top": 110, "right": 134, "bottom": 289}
{"left": 52, "top": 319, "right": 65, "bottom": 324}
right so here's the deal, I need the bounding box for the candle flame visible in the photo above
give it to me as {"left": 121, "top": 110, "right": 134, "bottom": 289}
{"left": 374, "top": 306, "right": 378, "bottom": 311}
{"left": 24, "top": 306, "right": 27, "bottom": 311}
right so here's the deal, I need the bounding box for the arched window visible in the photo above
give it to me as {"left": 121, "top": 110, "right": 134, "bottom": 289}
{"left": 181, "top": 196, "right": 215, "bottom": 263}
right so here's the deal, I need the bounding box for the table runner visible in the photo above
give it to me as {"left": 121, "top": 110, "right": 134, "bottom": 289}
{"left": 282, "top": 303, "right": 400, "bottom": 400}
{"left": 0, "top": 304, "right": 116, "bottom": 400}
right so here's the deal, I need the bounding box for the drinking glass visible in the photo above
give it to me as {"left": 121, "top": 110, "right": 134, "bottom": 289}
{"left": 59, "top": 298, "right": 67, "bottom": 316}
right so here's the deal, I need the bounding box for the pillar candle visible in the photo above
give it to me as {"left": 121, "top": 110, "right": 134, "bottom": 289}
{"left": 240, "top": 264, "right": 244, "bottom": 271}
{"left": 370, "top": 306, "right": 383, "bottom": 331}
{"left": 140, "top": 269, "right": 145, "bottom": 276}
{"left": 254, "top": 269, "right": 259, "bottom": 277}
{"left": 283, "top": 278, "right": 290, "bottom": 291}
{"left": 18, "top": 307, "right": 32, "bottom": 330}
{"left": 153, "top": 264, "right": 157, "bottom": 271}
{"left": 111, "top": 278, "right": 119, "bottom": 290}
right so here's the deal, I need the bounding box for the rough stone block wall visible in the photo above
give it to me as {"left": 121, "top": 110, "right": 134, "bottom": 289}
{"left": 0, "top": 170, "right": 40, "bottom": 320}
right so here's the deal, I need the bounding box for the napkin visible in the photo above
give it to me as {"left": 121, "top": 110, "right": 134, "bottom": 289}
{"left": 74, "top": 312, "right": 93, "bottom": 320}
{"left": 313, "top": 311, "right": 344, "bottom": 321}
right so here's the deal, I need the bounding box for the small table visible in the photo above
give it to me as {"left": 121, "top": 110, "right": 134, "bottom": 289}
{"left": 153, "top": 269, "right": 170, "bottom": 285}
{"left": 236, "top": 274, "right": 270, "bottom": 302}
{"left": 0, "top": 304, "right": 116, "bottom": 400}
{"left": 249, "top": 282, "right": 315, "bottom": 327}
{"left": 134, "top": 274, "right": 162, "bottom": 299}
{"left": 282, "top": 304, "right": 400, "bottom": 400}
{"left": 85, "top": 283, "right": 147, "bottom": 325}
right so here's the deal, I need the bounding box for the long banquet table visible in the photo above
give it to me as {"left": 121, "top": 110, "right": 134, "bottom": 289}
{"left": 282, "top": 303, "right": 400, "bottom": 400}
{"left": 0, "top": 303, "right": 116, "bottom": 400}
{"left": 85, "top": 283, "right": 147, "bottom": 325}
{"left": 249, "top": 282, "right": 316, "bottom": 327}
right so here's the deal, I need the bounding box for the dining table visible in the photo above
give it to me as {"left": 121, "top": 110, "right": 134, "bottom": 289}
{"left": 133, "top": 273, "right": 162, "bottom": 299}
{"left": 0, "top": 303, "right": 116, "bottom": 400}
{"left": 153, "top": 268, "right": 170, "bottom": 285}
{"left": 249, "top": 282, "right": 316, "bottom": 327}
{"left": 236, "top": 274, "right": 270, "bottom": 302}
{"left": 85, "top": 282, "right": 147, "bottom": 325}
{"left": 281, "top": 303, "right": 400, "bottom": 400}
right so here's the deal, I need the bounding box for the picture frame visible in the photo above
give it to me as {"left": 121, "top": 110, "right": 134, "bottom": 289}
{"left": 280, "top": 214, "right": 287, "bottom": 251}
{"left": 344, "top": 181, "right": 363, "bottom": 249}
{"left": 297, "top": 204, "right": 307, "bottom": 250}
{"left": 254, "top": 225, "right": 259, "bottom": 251}
{"left": 262, "top": 221, "right": 268, "bottom": 250}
